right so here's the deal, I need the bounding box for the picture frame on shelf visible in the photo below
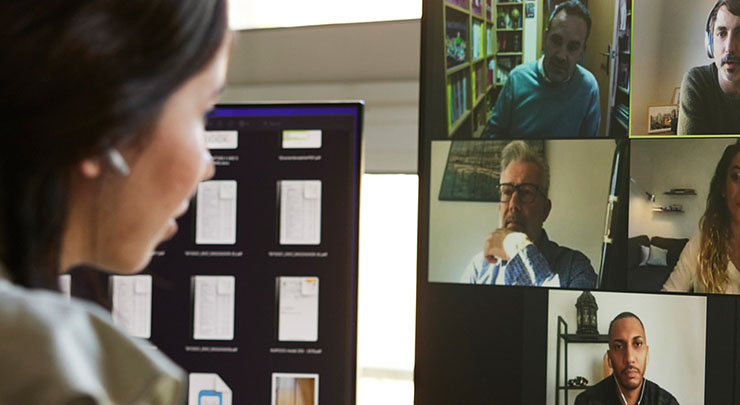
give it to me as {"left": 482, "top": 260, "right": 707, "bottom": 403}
{"left": 647, "top": 105, "right": 678, "bottom": 134}
{"left": 671, "top": 87, "right": 680, "bottom": 105}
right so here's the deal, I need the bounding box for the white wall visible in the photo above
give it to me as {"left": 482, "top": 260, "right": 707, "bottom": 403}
{"left": 356, "top": 175, "right": 417, "bottom": 405}
{"left": 222, "top": 81, "right": 419, "bottom": 173}
{"left": 631, "top": 0, "right": 716, "bottom": 135}
{"left": 229, "top": 0, "right": 421, "bottom": 30}
{"left": 428, "top": 140, "right": 615, "bottom": 283}
{"left": 546, "top": 290, "right": 706, "bottom": 405}
{"left": 629, "top": 138, "right": 735, "bottom": 239}
{"left": 223, "top": 20, "right": 420, "bottom": 173}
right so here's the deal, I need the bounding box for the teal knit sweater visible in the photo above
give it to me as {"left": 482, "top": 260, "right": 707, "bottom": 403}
{"left": 487, "top": 57, "right": 600, "bottom": 138}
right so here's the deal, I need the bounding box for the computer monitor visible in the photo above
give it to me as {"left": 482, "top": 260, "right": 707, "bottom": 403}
{"left": 69, "top": 102, "right": 364, "bottom": 405}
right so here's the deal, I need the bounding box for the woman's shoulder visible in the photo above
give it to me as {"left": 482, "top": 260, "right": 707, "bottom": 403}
{"left": 0, "top": 279, "right": 185, "bottom": 404}
{"left": 0, "top": 278, "right": 120, "bottom": 346}
{"left": 0, "top": 277, "right": 104, "bottom": 322}
{"left": 682, "top": 231, "right": 702, "bottom": 256}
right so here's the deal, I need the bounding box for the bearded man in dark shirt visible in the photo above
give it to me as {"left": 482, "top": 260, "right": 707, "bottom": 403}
{"left": 575, "top": 312, "right": 679, "bottom": 405}
{"left": 678, "top": 0, "right": 740, "bottom": 135}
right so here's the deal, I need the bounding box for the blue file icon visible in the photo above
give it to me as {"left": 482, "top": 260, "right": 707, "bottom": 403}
{"left": 198, "top": 390, "right": 222, "bottom": 405}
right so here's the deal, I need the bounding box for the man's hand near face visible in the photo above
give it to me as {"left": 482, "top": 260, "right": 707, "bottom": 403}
{"left": 484, "top": 228, "right": 532, "bottom": 263}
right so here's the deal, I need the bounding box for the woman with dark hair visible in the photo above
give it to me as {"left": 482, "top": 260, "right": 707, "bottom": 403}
{"left": 663, "top": 140, "right": 740, "bottom": 293}
{"left": 0, "top": 0, "right": 230, "bottom": 402}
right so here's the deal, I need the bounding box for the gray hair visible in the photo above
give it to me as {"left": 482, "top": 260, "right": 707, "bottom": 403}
{"left": 500, "top": 141, "right": 550, "bottom": 197}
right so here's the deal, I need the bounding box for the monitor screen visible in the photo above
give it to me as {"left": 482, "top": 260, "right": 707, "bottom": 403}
{"left": 68, "top": 102, "right": 363, "bottom": 405}
{"left": 416, "top": 0, "right": 740, "bottom": 403}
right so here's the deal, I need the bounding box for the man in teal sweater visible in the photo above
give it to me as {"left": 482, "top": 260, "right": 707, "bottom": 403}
{"left": 678, "top": 0, "right": 740, "bottom": 135}
{"left": 487, "top": 0, "right": 600, "bottom": 138}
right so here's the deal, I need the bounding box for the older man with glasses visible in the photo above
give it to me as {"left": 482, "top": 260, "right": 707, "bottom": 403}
{"left": 461, "top": 141, "right": 597, "bottom": 288}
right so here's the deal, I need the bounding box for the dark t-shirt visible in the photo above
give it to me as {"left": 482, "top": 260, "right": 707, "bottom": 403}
{"left": 677, "top": 63, "right": 740, "bottom": 135}
{"left": 575, "top": 375, "right": 679, "bottom": 405}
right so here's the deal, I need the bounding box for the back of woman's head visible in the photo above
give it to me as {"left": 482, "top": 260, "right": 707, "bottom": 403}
{"left": 0, "top": 0, "right": 228, "bottom": 288}
{"left": 699, "top": 140, "right": 740, "bottom": 292}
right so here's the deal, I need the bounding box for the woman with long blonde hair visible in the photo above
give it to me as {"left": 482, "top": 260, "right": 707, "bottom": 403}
{"left": 664, "top": 140, "right": 740, "bottom": 293}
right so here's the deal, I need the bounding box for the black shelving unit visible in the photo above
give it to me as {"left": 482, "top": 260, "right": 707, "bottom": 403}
{"left": 555, "top": 316, "right": 609, "bottom": 405}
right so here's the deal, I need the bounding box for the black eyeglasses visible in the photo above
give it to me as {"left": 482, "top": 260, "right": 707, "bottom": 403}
{"left": 498, "top": 183, "right": 544, "bottom": 203}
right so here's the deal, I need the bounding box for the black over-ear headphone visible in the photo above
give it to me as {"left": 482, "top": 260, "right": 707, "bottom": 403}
{"left": 706, "top": 0, "right": 724, "bottom": 58}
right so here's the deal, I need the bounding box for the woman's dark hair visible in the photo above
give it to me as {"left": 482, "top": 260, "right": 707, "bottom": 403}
{"left": 0, "top": 0, "right": 228, "bottom": 288}
{"left": 698, "top": 140, "right": 740, "bottom": 292}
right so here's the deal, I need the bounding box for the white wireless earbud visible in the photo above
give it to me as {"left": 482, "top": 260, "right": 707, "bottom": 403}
{"left": 107, "top": 149, "right": 130, "bottom": 176}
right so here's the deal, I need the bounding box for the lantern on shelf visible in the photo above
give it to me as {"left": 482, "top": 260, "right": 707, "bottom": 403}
{"left": 575, "top": 291, "right": 598, "bottom": 335}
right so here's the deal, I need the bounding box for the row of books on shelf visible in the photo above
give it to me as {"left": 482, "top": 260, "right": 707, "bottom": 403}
{"left": 472, "top": 21, "right": 495, "bottom": 60}
{"left": 447, "top": 72, "right": 469, "bottom": 127}
{"left": 497, "top": 31, "right": 521, "bottom": 53}
{"left": 447, "top": 0, "right": 493, "bottom": 19}
{"left": 471, "top": 22, "right": 496, "bottom": 61}
{"left": 472, "top": 98, "right": 490, "bottom": 135}
{"left": 446, "top": 0, "right": 468, "bottom": 9}
{"left": 447, "top": 0, "right": 513, "bottom": 7}
{"left": 471, "top": 0, "right": 483, "bottom": 17}
{"left": 450, "top": 13, "right": 515, "bottom": 66}
{"left": 487, "top": 60, "right": 494, "bottom": 89}
{"left": 472, "top": 21, "right": 483, "bottom": 60}
{"left": 493, "top": 55, "right": 520, "bottom": 86}
{"left": 486, "top": 27, "right": 494, "bottom": 56}
{"left": 472, "top": 62, "right": 489, "bottom": 100}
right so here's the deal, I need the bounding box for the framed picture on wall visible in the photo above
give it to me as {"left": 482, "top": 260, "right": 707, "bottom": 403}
{"left": 526, "top": 2, "right": 535, "bottom": 18}
{"left": 671, "top": 87, "right": 680, "bottom": 105}
{"left": 647, "top": 105, "right": 678, "bottom": 134}
{"left": 438, "top": 140, "right": 545, "bottom": 202}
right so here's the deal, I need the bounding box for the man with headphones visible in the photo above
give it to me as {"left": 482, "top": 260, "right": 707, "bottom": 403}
{"left": 486, "top": 0, "right": 600, "bottom": 138}
{"left": 678, "top": 0, "right": 740, "bottom": 135}
{"left": 575, "top": 313, "right": 678, "bottom": 405}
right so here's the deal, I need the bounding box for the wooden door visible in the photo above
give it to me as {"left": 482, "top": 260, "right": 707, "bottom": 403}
{"left": 582, "top": 0, "right": 617, "bottom": 137}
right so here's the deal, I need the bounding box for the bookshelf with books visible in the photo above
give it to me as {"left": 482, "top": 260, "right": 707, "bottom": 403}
{"left": 444, "top": 4, "right": 471, "bottom": 135}
{"left": 443, "top": 0, "right": 530, "bottom": 138}
{"left": 610, "top": 0, "right": 631, "bottom": 137}
{"left": 493, "top": 1, "right": 524, "bottom": 87}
